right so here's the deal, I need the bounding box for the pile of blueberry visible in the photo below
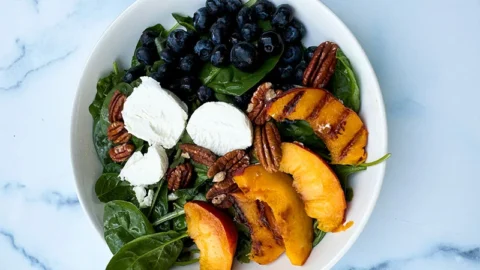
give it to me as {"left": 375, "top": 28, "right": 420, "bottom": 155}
{"left": 123, "top": 0, "right": 313, "bottom": 104}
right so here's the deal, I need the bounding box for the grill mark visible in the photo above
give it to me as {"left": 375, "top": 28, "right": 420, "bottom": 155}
{"left": 339, "top": 127, "right": 365, "bottom": 161}
{"left": 256, "top": 200, "right": 270, "bottom": 228}
{"left": 280, "top": 91, "right": 305, "bottom": 119}
{"left": 328, "top": 109, "right": 351, "bottom": 139}
{"left": 232, "top": 199, "right": 252, "bottom": 232}
{"left": 307, "top": 93, "right": 331, "bottom": 121}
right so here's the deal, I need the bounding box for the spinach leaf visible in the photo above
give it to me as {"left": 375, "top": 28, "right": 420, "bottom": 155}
{"left": 276, "top": 120, "right": 329, "bottom": 160}
{"left": 131, "top": 136, "right": 146, "bottom": 152}
{"left": 95, "top": 173, "right": 136, "bottom": 203}
{"left": 152, "top": 208, "right": 186, "bottom": 227}
{"left": 172, "top": 207, "right": 187, "bottom": 231}
{"left": 103, "top": 201, "right": 155, "bottom": 254}
{"left": 214, "top": 92, "right": 236, "bottom": 104}
{"left": 174, "top": 259, "right": 200, "bottom": 266}
{"left": 245, "top": 0, "right": 257, "bottom": 7}
{"left": 199, "top": 35, "right": 282, "bottom": 96}
{"left": 89, "top": 62, "right": 124, "bottom": 122}
{"left": 330, "top": 48, "right": 361, "bottom": 112}
{"left": 235, "top": 222, "right": 252, "bottom": 263}
{"left": 149, "top": 181, "right": 171, "bottom": 232}
{"left": 103, "top": 163, "right": 123, "bottom": 174}
{"left": 312, "top": 220, "right": 327, "bottom": 247}
{"left": 172, "top": 13, "right": 196, "bottom": 32}
{"left": 131, "top": 24, "right": 167, "bottom": 67}
{"left": 106, "top": 231, "right": 187, "bottom": 270}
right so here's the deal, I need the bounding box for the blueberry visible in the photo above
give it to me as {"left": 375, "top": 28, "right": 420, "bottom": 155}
{"left": 135, "top": 46, "right": 159, "bottom": 65}
{"left": 150, "top": 63, "right": 172, "bottom": 85}
{"left": 193, "top": 7, "right": 213, "bottom": 33}
{"left": 253, "top": 0, "right": 276, "bottom": 20}
{"left": 123, "top": 65, "right": 146, "bottom": 83}
{"left": 230, "top": 31, "right": 243, "bottom": 45}
{"left": 292, "top": 19, "right": 306, "bottom": 38}
{"left": 282, "top": 44, "right": 303, "bottom": 65}
{"left": 197, "top": 86, "right": 214, "bottom": 102}
{"left": 210, "top": 22, "right": 229, "bottom": 45}
{"left": 282, "top": 25, "right": 301, "bottom": 43}
{"left": 160, "top": 48, "right": 177, "bottom": 64}
{"left": 225, "top": 0, "right": 242, "bottom": 13}
{"left": 211, "top": 44, "right": 230, "bottom": 67}
{"left": 237, "top": 7, "right": 255, "bottom": 28}
{"left": 140, "top": 30, "right": 158, "bottom": 48}
{"left": 206, "top": 0, "right": 226, "bottom": 16}
{"left": 179, "top": 76, "right": 200, "bottom": 97}
{"left": 194, "top": 39, "right": 214, "bottom": 62}
{"left": 217, "top": 16, "right": 234, "bottom": 29}
{"left": 294, "top": 61, "right": 307, "bottom": 84}
{"left": 167, "top": 29, "right": 194, "bottom": 54}
{"left": 279, "top": 83, "right": 296, "bottom": 91}
{"left": 258, "top": 31, "right": 283, "bottom": 56}
{"left": 241, "top": 23, "right": 260, "bottom": 42}
{"left": 234, "top": 95, "right": 250, "bottom": 109}
{"left": 231, "top": 42, "right": 259, "bottom": 72}
{"left": 271, "top": 4, "right": 294, "bottom": 29}
{"left": 276, "top": 64, "right": 294, "bottom": 82}
{"left": 304, "top": 46, "right": 317, "bottom": 62}
{"left": 179, "top": 54, "right": 198, "bottom": 73}
{"left": 167, "top": 78, "right": 181, "bottom": 92}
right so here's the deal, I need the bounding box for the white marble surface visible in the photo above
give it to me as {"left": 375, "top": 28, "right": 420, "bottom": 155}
{"left": 1, "top": 0, "right": 479, "bottom": 269}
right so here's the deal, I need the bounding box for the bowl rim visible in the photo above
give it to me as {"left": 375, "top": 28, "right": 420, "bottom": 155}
{"left": 70, "top": 0, "right": 388, "bottom": 268}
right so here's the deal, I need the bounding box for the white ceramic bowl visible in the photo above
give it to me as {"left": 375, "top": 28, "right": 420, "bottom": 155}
{"left": 71, "top": 0, "right": 388, "bottom": 268}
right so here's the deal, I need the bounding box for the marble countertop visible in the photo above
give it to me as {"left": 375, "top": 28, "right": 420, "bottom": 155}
{"left": 1, "top": 0, "right": 479, "bottom": 269}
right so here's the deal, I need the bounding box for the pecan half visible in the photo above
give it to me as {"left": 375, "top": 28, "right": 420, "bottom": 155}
{"left": 247, "top": 82, "right": 279, "bottom": 125}
{"left": 206, "top": 177, "right": 238, "bottom": 208}
{"left": 109, "top": 143, "right": 135, "bottom": 163}
{"left": 254, "top": 122, "right": 282, "bottom": 172}
{"left": 179, "top": 144, "right": 217, "bottom": 167}
{"left": 207, "top": 150, "right": 250, "bottom": 178}
{"left": 303, "top": 41, "right": 339, "bottom": 88}
{"left": 167, "top": 163, "right": 194, "bottom": 191}
{"left": 108, "top": 91, "right": 127, "bottom": 123}
{"left": 107, "top": 121, "right": 132, "bottom": 144}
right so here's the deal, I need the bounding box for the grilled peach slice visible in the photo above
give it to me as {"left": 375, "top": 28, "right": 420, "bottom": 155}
{"left": 233, "top": 165, "right": 313, "bottom": 266}
{"left": 230, "top": 193, "right": 285, "bottom": 265}
{"left": 267, "top": 88, "right": 368, "bottom": 165}
{"left": 280, "top": 142, "right": 346, "bottom": 232}
{"left": 184, "top": 201, "right": 238, "bottom": 270}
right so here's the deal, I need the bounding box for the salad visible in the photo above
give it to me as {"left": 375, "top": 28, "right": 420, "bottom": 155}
{"left": 88, "top": 0, "right": 390, "bottom": 269}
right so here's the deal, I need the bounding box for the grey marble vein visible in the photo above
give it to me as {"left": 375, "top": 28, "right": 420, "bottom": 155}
{"left": 0, "top": 49, "right": 76, "bottom": 91}
{"left": 343, "top": 244, "right": 480, "bottom": 270}
{"left": 0, "top": 229, "right": 50, "bottom": 270}
{"left": 0, "top": 39, "right": 26, "bottom": 71}
{"left": 42, "top": 191, "right": 80, "bottom": 208}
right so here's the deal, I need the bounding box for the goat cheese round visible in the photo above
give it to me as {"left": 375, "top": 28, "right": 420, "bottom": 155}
{"left": 119, "top": 144, "right": 168, "bottom": 186}
{"left": 187, "top": 102, "right": 253, "bottom": 155}
{"left": 122, "top": 76, "right": 188, "bottom": 149}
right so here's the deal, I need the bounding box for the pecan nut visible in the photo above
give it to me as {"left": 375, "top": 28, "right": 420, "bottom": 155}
{"left": 254, "top": 122, "right": 282, "bottom": 172}
{"left": 179, "top": 144, "right": 217, "bottom": 167}
{"left": 109, "top": 143, "right": 135, "bottom": 163}
{"left": 167, "top": 163, "right": 194, "bottom": 191}
{"left": 207, "top": 149, "right": 250, "bottom": 178}
{"left": 246, "top": 82, "right": 279, "bottom": 125}
{"left": 303, "top": 41, "right": 339, "bottom": 88}
{"left": 206, "top": 177, "right": 238, "bottom": 209}
{"left": 107, "top": 121, "right": 132, "bottom": 144}
{"left": 108, "top": 91, "right": 127, "bottom": 123}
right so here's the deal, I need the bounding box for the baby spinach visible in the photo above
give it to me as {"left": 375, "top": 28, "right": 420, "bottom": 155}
{"left": 245, "top": 0, "right": 257, "bottom": 7}
{"left": 89, "top": 62, "right": 125, "bottom": 122}
{"left": 172, "top": 13, "right": 195, "bottom": 32}
{"left": 276, "top": 120, "right": 329, "bottom": 160}
{"left": 174, "top": 259, "right": 200, "bottom": 266}
{"left": 312, "top": 220, "right": 327, "bottom": 247}
{"left": 95, "top": 173, "right": 136, "bottom": 203}
{"left": 330, "top": 49, "right": 361, "bottom": 113}
{"left": 106, "top": 231, "right": 187, "bottom": 270}
{"left": 103, "top": 163, "right": 123, "bottom": 174}
{"left": 234, "top": 222, "right": 252, "bottom": 263}
{"left": 104, "top": 201, "right": 155, "bottom": 254}
{"left": 131, "top": 24, "right": 167, "bottom": 67}
{"left": 199, "top": 42, "right": 283, "bottom": 96}
{"left": 149, "top": 181, "right": 171, "bottom": 232}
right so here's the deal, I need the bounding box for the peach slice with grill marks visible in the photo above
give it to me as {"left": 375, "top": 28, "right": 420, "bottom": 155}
{"left": 267, "top": 88, "right": 368, "bottom": 165}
